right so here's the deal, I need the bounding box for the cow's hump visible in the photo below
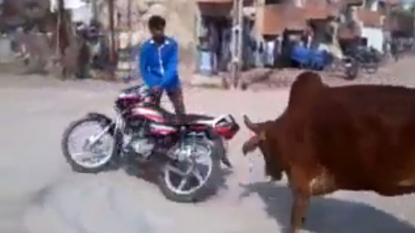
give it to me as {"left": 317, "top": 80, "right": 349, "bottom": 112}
{"left": 288, "top": 71, "right": 325, "bottom": 110}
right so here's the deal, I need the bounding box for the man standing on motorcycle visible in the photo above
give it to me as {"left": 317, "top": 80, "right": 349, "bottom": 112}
{"left": 139, "top": 15, "right": 186, "bottom": 119}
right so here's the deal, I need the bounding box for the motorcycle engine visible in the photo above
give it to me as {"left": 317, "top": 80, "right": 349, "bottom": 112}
{"left": 130, "top": 137, "right": 154, "bottom": 158}
{"left": 124, "top": 125, "right": 155, "bottom": 158}
{"left": 124, "top": 121, "right": 177, "bottom": 159}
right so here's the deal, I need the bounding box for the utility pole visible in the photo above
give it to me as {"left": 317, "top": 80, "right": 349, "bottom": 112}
{"left": 56, "top": 0, "right": 65, "bottom": 57}
{"left": 230, "top": 0, "right": 243, "bottom": 89}
{"left": 91, "top": 0, "right": 98, "bottom": 21}
{"left": 127, "top": 0, "right": 132, "bottom": 73}
{"left": 108, "top": 0, "right": 116, "bottom": 78}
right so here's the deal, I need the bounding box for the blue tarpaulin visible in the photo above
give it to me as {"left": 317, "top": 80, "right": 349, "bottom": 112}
{"left": 291, "top": 45, "right": 330, "bottom": 70}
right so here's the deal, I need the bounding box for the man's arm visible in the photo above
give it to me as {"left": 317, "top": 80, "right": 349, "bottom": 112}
{"left": 160, "top": 41, "right": 179, "bottom": 89}
{"left": 139, "top": 44, "right": 151, "bottom": 85}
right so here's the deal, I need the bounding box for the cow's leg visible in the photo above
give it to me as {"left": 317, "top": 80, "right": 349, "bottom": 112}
{"left": 290, "top": 193, "right": 310, "bottom": 233}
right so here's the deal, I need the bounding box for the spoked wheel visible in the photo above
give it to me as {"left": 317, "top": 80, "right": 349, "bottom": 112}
{"left": 61, "top": 116, "right": 118, "bottom": 173}
{"left": 158, "top": 140, "right": 221, "bottom": 203}
{"left": 325, "top": 57, "right": 345, "bottom": 74}
{"left": 362, "top": 62, "right": 378, "bottom": 74}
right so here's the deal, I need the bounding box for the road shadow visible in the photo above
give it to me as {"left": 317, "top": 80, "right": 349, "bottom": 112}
{"left": 125, "top": 162, "right": 232, "bottom": 201}
{"left": 240, "top": 182, "right": 415, "bottom": 233}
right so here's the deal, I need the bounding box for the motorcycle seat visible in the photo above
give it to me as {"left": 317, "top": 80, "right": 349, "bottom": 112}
{"left": 166, "top": 113, "right": 215, "bottom": 126}
{"left": 142, "top": 103, "right": 216, "bottom": 126}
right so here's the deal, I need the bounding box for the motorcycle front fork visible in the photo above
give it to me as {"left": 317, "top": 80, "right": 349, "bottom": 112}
{"left": 87, "top": 125, "right": 112, "bottom": 147}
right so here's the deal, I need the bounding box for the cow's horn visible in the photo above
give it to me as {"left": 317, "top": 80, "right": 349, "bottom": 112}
{"left": 242, "top": 135, "right": 260, "bottom": 155}
{"left": 243, "top": 115, "right": 259, "bottom": 132}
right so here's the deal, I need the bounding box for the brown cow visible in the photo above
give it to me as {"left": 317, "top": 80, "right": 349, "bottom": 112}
{"left": 242, "top": 71, "right": 415, "bottom": 233}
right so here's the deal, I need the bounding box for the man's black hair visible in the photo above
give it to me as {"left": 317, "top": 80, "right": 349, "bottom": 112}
{"left": 148, "top": 15, "right": 166, "bottom": 30}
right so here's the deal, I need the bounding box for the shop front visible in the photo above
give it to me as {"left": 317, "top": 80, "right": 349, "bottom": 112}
{"left": 195, "top": 0, "right": 233, "bottom": 76}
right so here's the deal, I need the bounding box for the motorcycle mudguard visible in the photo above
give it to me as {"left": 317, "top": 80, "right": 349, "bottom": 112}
{"left": 211, "top": 136, "right": 232, "bottom": 169}
{"left": 86, "top": 112, "right": 115, "bottom": 135}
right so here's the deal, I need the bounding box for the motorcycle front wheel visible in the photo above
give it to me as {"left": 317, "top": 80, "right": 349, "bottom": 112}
{"left": 61, "top": 116, "right": 119, "bottom": 173}
{"left": 158, "top": 139, "right": 221, "bottom": 203}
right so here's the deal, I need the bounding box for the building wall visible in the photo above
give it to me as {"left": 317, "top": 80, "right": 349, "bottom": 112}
{"left": 255, "top": 0, "right": 265, "bottom": 39}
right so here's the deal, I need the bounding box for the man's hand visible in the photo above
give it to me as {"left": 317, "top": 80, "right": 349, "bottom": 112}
{"left": 152, "top": 86, "right": 162, "bottom": 92}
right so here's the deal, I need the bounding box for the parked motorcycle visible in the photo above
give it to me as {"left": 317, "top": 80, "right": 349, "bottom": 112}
{"left": 344, "top": 56, "right": 358, "bottom": 80}
{"left": 346, "top": 46, "right": 378, "bottom": 74}
{"left": 61, "top": 85, "right": 239, "bottom": 203}
{"left": 325, "top": 54, "right": 358, "bottom": 80}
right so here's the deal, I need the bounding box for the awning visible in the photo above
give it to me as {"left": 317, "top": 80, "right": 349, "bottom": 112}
{"left": 261, "top": 4, "right": 307, "bottom": 35}
{"left": 197, "top": 1, "right": 233, "bottom": 17}
{"left": 341, "top": 0, "right": 364, "bottom": 6}
{"left": 338, "top": 24, "right": 358, "bottom": 39}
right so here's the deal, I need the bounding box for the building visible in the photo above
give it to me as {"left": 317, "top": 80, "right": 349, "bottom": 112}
{"left": 256, "top": 0, "right": 339, "bottom": 45}
{"left": 193, "top": 0, "right": 401, "bottom": 71}
{"left": 0, "top": 0, "right": 50, "bottom": 31}
{"left": 193, "top": 0, "right": 342, "bottom": 69}
{"left": 338, "top": 0, "right": 400, "bottom": 52}
{"left": 255, "top": 0, "right": 401, "bottom": 53}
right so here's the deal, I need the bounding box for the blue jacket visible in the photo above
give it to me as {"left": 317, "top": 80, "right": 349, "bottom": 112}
{"left": 139, "top": 37, "right": 180, "bottom": 90}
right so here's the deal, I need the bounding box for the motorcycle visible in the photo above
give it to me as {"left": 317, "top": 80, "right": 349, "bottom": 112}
{"left": 346, "top": 46, "right": 378, "bottom": 74}
{"left": 343, "top": 56, "right": 358, "bottom": 80}
{"left": 61, "top": 85, "right": 240, "bottom": 203}
{"left": 325, "top": 54, "right": 358, "bottom": 80}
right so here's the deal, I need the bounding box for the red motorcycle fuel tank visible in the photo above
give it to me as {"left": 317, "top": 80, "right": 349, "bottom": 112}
{"left": 131, "top": 106, "right": 177, "bottom": 135}
{"left": 132, "top": 106, "right": 165, "bottom": 123}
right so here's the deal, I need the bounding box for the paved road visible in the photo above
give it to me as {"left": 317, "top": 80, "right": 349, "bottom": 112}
{"left": 1, "top": 64, "right": 415, "bottom": 233}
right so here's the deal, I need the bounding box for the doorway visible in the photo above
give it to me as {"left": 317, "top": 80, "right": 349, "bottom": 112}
{"left": 200, "top": 16, "right": 232, "bottom": 72}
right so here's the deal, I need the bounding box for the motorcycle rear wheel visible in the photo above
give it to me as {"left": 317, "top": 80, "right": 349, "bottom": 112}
{"left": 157, "top": 139, "right": 221, "bottom": 203}
{"left": 61, "top": 116, "right": 119, "bottom": 173}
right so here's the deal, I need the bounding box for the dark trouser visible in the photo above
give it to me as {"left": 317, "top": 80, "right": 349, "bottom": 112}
{"left": 154, "top": 87, "right": 186, "bottom": 119}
